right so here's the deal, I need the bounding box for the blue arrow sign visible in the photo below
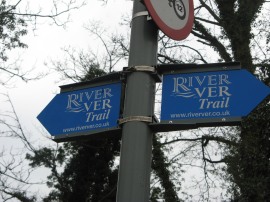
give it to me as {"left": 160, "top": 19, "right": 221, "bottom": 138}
{"left": 161, "top": 69, "right": 270, "bottom": 123}
{"left": 37, "top": 82, "right": 122, "bottom": 137}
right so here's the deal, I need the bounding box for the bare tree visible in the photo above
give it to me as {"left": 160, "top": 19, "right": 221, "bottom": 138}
{"left": 2, "top": 0, "right": 268, "bottom": 201}
{"left": 0, "top": 0, "right": 86, "bottom": 84}
{"left": 0, "top": 1, "right": 86, "bottom": 201}
{"left": 0, "top": 94, "right": 39, "bottom": 201}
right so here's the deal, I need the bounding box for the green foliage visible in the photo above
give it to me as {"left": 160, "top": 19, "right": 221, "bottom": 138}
{"left": 191, "top": 1, "right": 270, "bottom": 200}
{"left": 27, "top": 137, "right": 121, "bottom": 202}
{"left": 212, "top": 1, "right": 270, "bottom": 200}
{"left": 0, "top": 0, "right": 28, "bottom": 62}
{"left": 7, "top": 191, "right": 36, "bottom": 202}
{"left": 225, "top": 98, "right": 270, "bottom": 201}
{"left": 26, "top": 147, "right": 66, "bottom": 168}
{"left": 54, "top": 138, "right": 120, "bottom": 202}
{"left": 80, "top": 62, "right": 107, "bottom": 81}
{"left": 150, "top": 187, "right": 163, "bottom": 202}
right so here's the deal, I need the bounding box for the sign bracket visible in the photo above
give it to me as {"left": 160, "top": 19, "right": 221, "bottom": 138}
{"left": 118, "top": 116, "right": 152, "bottom": 125}
{"left": 132, "top": 11, "right": 152, "bottom": 21}
{"left": 157, "top": 62, "right": 241, "bottom": 75}
{"left": 60, "top": 71, "right": 125, "bottom": 93}
{"left": 150, "top": 117, "right": 242, "bottom": 133}
{"left": 124, "top": 65, "right": 155, "bottom": 72}
{"left": 123, "top": 66, "right": 161, "bottom": 82}
{"left": 52, "top": 127, "right": 122, "bottom": 143}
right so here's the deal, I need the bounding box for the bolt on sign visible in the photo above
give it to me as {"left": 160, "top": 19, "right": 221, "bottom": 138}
{"left": 144, "top": 0, "right": 194, "bottom": 40}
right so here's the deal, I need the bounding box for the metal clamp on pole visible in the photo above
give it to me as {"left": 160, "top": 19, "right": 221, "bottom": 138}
{"left": 132, "top": 11, "right": 152, "bottom": 21}
{"left": 124, "top": 65, "right": 156, "bottom": 73}
{"left": 119, "top": 116, "right": 153, "bottom": 125}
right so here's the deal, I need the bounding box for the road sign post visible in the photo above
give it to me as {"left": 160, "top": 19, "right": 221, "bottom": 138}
{"left": 36, "top": 0, "right": 270, "bottom": 200}
{"left": 116, "top": 0, "right": 158, "bottom": 201}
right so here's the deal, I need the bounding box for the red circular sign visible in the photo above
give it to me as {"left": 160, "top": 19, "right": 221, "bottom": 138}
{"left": 144, "top": 0, "right": 194, "bottom": 40}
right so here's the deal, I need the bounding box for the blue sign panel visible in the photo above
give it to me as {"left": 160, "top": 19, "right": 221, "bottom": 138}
{"left": 161, "top": 70, "right": 270, "bottom": 123}
{"left": 38, "top": 82, "right": 122, "bottom": 137}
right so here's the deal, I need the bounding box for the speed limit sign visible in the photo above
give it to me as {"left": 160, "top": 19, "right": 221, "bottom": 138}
{"left": 144, "top": 0, "right": 194, "bottom": 40}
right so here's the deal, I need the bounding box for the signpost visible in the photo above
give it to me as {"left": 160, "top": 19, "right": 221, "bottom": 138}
{"left": 116, "top": 0, "right": 158, "bottom": 201}
{"left": 37, "top": 82, "right": 122, "bottom": 141}
{"left": 161, "top": 69, "right": 270, "bottom": 125}
{"left": 144, "top": 0, "right": 194, "bottom": 40}
{"left": 36, "top": 0, "right": 270, "bottom": 201}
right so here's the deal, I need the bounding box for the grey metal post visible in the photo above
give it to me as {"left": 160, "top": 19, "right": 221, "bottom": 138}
{"left": 116, "top": 0, "right": 158, "bottom": 201}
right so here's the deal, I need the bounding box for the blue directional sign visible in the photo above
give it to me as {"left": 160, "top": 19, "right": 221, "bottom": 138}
{"left": 161, "top": 69, "right": 270, "bottom": 123}
{"left": 38, "top": 82, "right": 122, "bottom": 138}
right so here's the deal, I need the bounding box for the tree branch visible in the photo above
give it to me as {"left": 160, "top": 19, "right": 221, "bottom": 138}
{"left": 192, "top": 20, "right": 232, "bottom": 62}
{"left": 195, "top": 17, "right": 221, "bottom": 26}
{"left": 198, "top": 0, "right": 221, "bottom": 23}
{"left": 161, "top": 135, "right": 238, "bottom": 147}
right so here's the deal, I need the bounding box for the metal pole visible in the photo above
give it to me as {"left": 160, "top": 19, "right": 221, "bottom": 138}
{"left": 116, "top": 0, "right": 158, "bottom": 201}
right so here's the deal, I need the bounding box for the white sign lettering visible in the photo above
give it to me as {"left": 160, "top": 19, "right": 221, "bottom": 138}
{"left": 66, "top": 87, "right": 114, "bottom": 123}
{"left": 172, "top": 73, "right": 232, "bottom": 110}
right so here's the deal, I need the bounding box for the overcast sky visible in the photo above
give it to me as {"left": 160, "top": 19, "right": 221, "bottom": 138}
{"left": 1, "top": 1, "right": 132, "bottom": 198}
{"left": 1, "top": 1, "right": 236, "bottom": 200}
{"left": 6, "top": 0, "right": 132, "bottom": 143}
